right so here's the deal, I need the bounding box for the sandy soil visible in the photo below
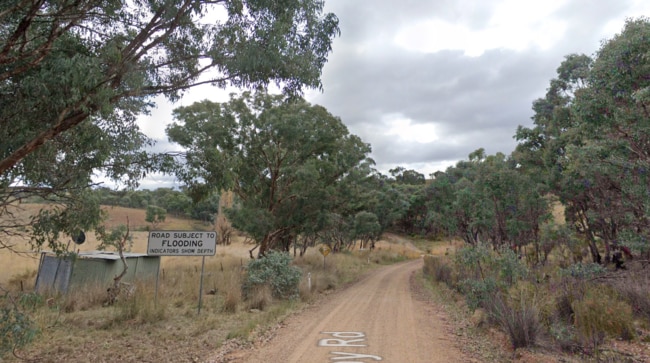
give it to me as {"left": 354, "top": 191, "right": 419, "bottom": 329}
{"left": 211, "top": 259, "right": 472, "bottom": 363}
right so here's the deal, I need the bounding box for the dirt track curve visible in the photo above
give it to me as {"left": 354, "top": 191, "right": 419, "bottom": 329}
{"left": 217, "top": 259, "right": 470, "bottom": 363}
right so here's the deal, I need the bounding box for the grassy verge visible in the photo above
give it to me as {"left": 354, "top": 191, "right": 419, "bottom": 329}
{"left": 1, "top": 242, "right": 416, "bottom": 362}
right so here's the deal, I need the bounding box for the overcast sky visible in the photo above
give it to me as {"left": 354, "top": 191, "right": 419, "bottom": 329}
{"left": 133, "top": 0, "right": 650, "bottom": 189}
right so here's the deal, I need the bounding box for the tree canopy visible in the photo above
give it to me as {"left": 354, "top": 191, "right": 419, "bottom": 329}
{"left": 167, "top": 91, "right": 371, "bottom": 256}
{"left": 515, "top": 17, "right": 650, "bottom": 262}
{"left": 0, "top": 0, "right": 339, "bottom": 252}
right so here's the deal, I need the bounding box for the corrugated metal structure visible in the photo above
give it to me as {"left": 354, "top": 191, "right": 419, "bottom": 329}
{"left": 34, "top": 251, "right": 160, "bottom": 293}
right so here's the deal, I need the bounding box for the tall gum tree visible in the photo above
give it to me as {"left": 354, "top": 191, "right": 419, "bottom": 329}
{"left": 0, "top": 0, "right": 339, "bottom": 252}
{"left": 166, "top": 91, "right": 371, "bottom": 257}
{"left": 514, "top": 17, "right": 650, "bottom": 262}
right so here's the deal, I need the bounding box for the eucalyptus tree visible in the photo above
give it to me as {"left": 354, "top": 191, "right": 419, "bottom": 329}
{"left": 167, "top": 91, "right": 370, "bottom": 257}
{"left": 515, "top": 18, "right": 650, "bottom": 261}
{"left": 352, "top": 211, "right": 381, "bottom": 250}
{"left": 387, "top": 167, "right": 428, "bottom": 235}
{"left": 442, "top": 150, "right": 550, "bottom": 256}
{"left": 514, "top": 53, "right": 604, "bottom": 262}
{"left": 424, "top": 171, "right": 457, "bottom": 240}
{"left": 389, "top": 166, "right": 426, "bottom": 185}
{"left": 571, "top": 17, "right": 650, "bottom": 258}
{"left": 0, "top": 0, "right": 339, "bottom": 252}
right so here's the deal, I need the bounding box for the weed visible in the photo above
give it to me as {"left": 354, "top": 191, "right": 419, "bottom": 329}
{"left": 485, "top": 291, "right": 541, "bottom": 349}
{"left": 0, "top": 290, "right": 39, "bottom": 358}
{"left": 610, "top": 272, "right": 650, "bottom": 321}
{"left": 423, "top": 255, "right": 454, "bottom": 286}
{"left": 572, "top": 286, "right": 635, "bottom": 355}
{"left": 222, "top": 273, "right": 242, "bottom": 313}
{"left": 245, "top": 284, "right": 273, "bottom": 311}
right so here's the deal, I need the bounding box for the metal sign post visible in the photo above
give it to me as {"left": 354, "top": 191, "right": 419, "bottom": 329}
{"left": 198, "top": 256, "right": 206, "bottom": 314}
{"left": 319, "top": 245, "right": 331, "bottom": 268}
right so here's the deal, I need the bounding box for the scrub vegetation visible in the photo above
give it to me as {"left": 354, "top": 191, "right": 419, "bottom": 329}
{"left": 0, "top": 207, "right": 417, "bottom": 362}
{"left": 2, "top": 0, "right": 650, "bottom": 360}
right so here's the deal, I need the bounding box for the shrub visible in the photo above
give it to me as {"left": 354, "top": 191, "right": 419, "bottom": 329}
{"left": 572, "top": 286, "right": 635, "bottom": 354}
{"left": 243, "top": 251, "right": 302, "bottom": 300}
{"left": 458, "top": 277, "right": 501, "bottom": 311}
{"left": 554, "top": 278, "right": 588, "bottom": 325}
{"left": 559, "top": 263, "right": 606, "bottom": 279}
{"left": 486, "top": 291, "right": 540, "bottom": 349}
{"left": 1, "top": 292, "right": 39, "bottom": 357}
{"left": 454, "top": 243, "right": 491, "bottom": 281}
{"left": 18, "top": 292, "right": 44, "bottom": 311}
{"left": 610, "top": 273, "right": 650, "bottom": 321}
{"left": 494, "top": 247, "right": 527, "bottom": 286}
{"left": 222, "top": 274, "right": 242, "bottom": 313}
{"left": 245, "top": 284, "right": 273, "bottom": 311}
{"left": 453, "top": 243, "right": 527, "bottom": 287}
{"left": 549, "top": 322, "right": 580, "bottom": 353}
{"left": 423, "top": 255, "right": 453, "bottom": 286}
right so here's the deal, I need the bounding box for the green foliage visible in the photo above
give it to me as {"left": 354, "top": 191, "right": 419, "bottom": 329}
{"left": 96, "top": 224, "right": 133, "bottom": 253}
{"left": 168, "top": 91, "right": 371, "bottom": 256}
{"left": 454, "top": 243, "right": 492, "bottom": 280}
{"left": 29, "top": 190, "right": 106, "bottom": 254}
{"left": 559, "top": 263, "right": 606, "bottom": 279}
{"left": 458, "top": 277, "right": 501, "bottom": 311}
{"left": 388, "top": 166, "right": 426, "bottom": 185}
{"left": 353, "top": 211, "right": 381, "bottom": 249}
{"left": 244, "top": 251, "right": 302, "bottom": 300}
{"left": 515, "top": 17, "right": 650, "bottom": 263}
{"left": 452, "top": 243, "right": 528, "bottom": 311}
{"left": 0, "top": 292, "right": 39, "bottom": 357}
{"left": 1, "top": 0, "right": 339, "bottom": 252}
{"left": 145, "top": 205, "right": 167, "bottom": 227}
{"left": 18, "top": 293, "right": 44, "bottom": 312}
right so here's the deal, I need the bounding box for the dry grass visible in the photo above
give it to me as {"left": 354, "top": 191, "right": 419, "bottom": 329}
{"left": 0, "top": 205, "right": 242, "bottom": 285}
{"left": 0, "top": 204, "right": 426, "bottom": 362}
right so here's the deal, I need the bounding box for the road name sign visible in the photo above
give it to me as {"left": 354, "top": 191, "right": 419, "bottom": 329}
{"left": 147, "top": 231, "right": 217, "bottom": 256}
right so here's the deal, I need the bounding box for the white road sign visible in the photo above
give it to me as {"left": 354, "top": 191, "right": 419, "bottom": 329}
{"left": 147, "top": 231, "right": 217, "bottom": 256}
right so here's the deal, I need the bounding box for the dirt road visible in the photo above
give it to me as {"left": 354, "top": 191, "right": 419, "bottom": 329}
{"left": 222, "top": 259, "right": 470, "bottom": 363}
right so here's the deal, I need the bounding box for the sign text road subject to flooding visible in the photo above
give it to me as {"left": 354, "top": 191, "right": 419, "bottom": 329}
{"left": 147, "top": 231, "right": 217, "bottom": 256}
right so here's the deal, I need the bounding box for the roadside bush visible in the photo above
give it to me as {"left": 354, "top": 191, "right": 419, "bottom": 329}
{"left": 458, "top": 277, "right": 501, "bottom": 311}
{"left": 610, "top": 272, "right": 650, "bottom": 321}
{"left": 495, "top": 247, "right": 527, "bottom": 286}
{"left": 454, "top": 243, "right": 491, "bottom": 281}
{"left": 245, "top": 284, "right": 273, "bottom": 311}
{"left": 554, "top": 277, "right": 588, "bottom": 325}
{"left": 423, "top": 255, "right": 453, "bottom": 286}
{"left": 486, "top": 291, "right": 541, "bottom": 349}
{"left": 549, "top": 322, "right": 580, "bottom": 353}
{"left": 559, "top": 263, "right": 606, "bottom": 279}
{"left": 572, "top": 286, "right": 635, "bottom": 354}
{"left": 221, "top": 271, "right": 242, "bottom": 313}
{"left": 454, "top": 243, "right": 527, "bottom": 287}
{"left": 243, "top": 251, "right": 302, "bottom": 300}
{"left": 1, "top": 291, "right": 39, "bottom": 357}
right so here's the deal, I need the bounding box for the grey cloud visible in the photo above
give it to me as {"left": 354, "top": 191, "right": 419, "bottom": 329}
{"left": 308, "top": 0, "right": 643, "bottom": 176}
{"left": 126, "top": 1, "right": 649, "bottom": 185}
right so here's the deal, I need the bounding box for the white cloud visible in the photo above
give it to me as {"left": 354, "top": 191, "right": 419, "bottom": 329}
{"left": 383, "top": 115, "right": 440, "bottom": 144}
